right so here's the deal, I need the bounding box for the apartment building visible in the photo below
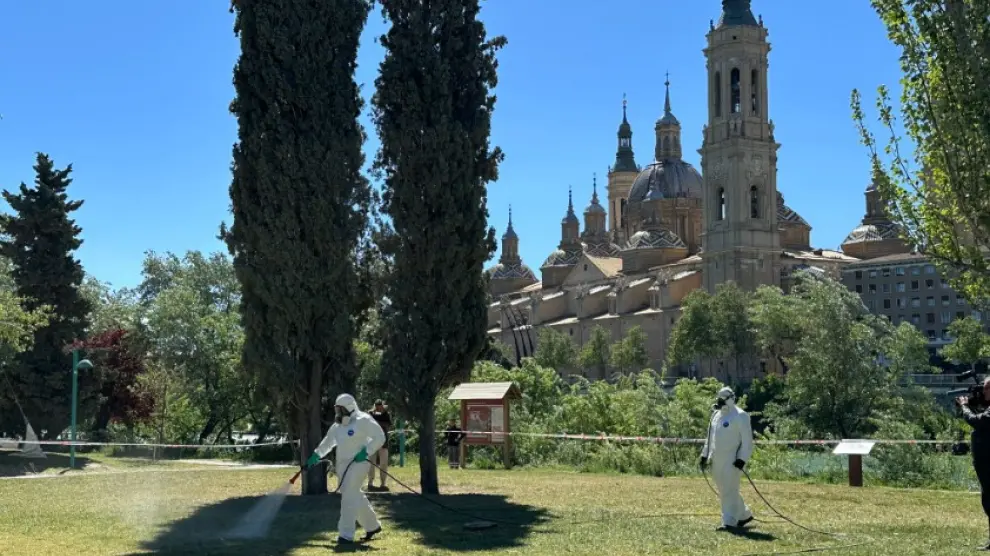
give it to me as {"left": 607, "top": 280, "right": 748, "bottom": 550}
{"left": 840, "top": 252, "right": 987, "bottom": 355}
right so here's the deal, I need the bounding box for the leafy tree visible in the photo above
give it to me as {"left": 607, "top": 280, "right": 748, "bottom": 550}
{"left": 534, "top": 327, "right": 577, "bottom": 372}
{"left": 81, "top": 276, "right": 139, "bottom": 336}
{"left": 666, "top": 290, "right": 717, "bottom": 369}
{"left": 372, "top": 0, "right": 505, "bottom": 495}
{"left": 0, "top": 288, "right": 51, "bottom": 436}
{"left": 852, "top": 0, "right": 990, "bottom": 305}
{"left": 666, "top": 283, "right": 756, "bottom": 381}
{"left": 578, "top": 326, "right": 611, "bottom": 380}
{"left": 225, "top": 0, "right": 373, "bottom": 495}
{"left": 0, "top": 153, "right": 93, "bottom": 439}
{"left": 610, "top": 325, "right": 650, "bottom": 374}
{"left": 139, "top": 251, "right": 252, "bottom": 444}
{"left": 939, "top": 315, "right": 990, "bottom": 372}
{"left": 478, "top": 335, "right": 514, "bottom": 370}
{"left": 69, "top": 329, "right": 153, "bottom": 441}
{"left": 760, "top": 274, "right": 930, "bottom": 438}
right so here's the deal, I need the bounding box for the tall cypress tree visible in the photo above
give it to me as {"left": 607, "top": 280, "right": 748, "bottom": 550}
{"left": 225, "top": 0, "right": 372, "bottom": 495}
{"left": 372, "top": 0, "right": 505, "bottom": 494}
{"left": 0, "top": 153, "right": 93, "bottom": 438}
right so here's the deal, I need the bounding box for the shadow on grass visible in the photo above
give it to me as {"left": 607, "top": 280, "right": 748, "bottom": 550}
{"left": 127, "top": 490, "right": 549, "bottom": 555}
{"left": 726, "top": 527, "right": 777, "bottom": 542}
{"left": 0, "top": 450, "right": 97, "bottom": 477}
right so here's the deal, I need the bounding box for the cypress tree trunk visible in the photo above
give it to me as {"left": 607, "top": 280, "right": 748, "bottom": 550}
{"left": 417, "top": 409, "right": 438, "bottom": 495}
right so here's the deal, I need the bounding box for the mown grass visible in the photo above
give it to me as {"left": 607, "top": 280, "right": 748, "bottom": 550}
{"left": 0, "top": 458, "right": 988, "bottom": 555}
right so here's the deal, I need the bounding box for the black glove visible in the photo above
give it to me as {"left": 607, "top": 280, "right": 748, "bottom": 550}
{"left": 699, "top": 456, "right": 708, "bottom": 471}
{"left": 733, "top": 459, "right": 746, "bottom": 470}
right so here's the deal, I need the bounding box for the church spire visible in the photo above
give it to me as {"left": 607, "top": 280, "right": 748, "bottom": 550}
{"left": 613, "top": 94, "right": 638, "bottom": 173}
{"left": 500, "top": 205, "right": 520, "bottom": 263}
{"left": 716, "top": 0, "right": 758, "bottom": 29}
{"left": 655, "top": 73, "right": 682, "bottom": 160}
{"left": 560, "top": 186, "right": 580, "bottom": 247}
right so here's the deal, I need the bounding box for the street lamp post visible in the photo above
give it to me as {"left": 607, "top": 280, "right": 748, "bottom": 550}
{"left": 69, "top": 349, "right": 94, "bottom": 470}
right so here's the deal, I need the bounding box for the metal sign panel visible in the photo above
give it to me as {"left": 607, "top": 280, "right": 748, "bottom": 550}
{"left": 832, "top": 439, "right": 877, "bottom": 455}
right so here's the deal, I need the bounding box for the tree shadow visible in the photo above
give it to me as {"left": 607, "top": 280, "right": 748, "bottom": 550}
{"left": 376, "top": 492, "right": 552, "bottom": 551}
{"left": 0, "top": 450, "right": 97, "bottom": 477}
{"left": 127, "top": 490, "right": 549, "bottom": 555}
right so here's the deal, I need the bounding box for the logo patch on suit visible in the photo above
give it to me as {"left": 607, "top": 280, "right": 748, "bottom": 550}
{"left": 722, "top": 421, "right": 729, "bottom": 428}
{"left": 347, "top": 429, "right": 355, "bottom": 436}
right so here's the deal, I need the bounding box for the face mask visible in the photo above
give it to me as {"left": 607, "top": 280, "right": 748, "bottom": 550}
{"left": 713, "top": 396, "right": 733, "bottom": 411}
{"left": 334, "top": 406, "right": 352, "bottom": 423}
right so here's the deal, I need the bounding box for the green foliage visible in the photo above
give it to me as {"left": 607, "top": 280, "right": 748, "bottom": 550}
{"left": 0, "top": 153, "right": 93, "bottom": 439}
{"left": 138, "top": 251, "right": 255, "bottom": 444}
{"left": 666, "top": 290, "right": 716, "bottom": 368}
{"left": 226, "top": 0, "right": 373, "bottom": 493}
{"left": 665, "top": 283, "right": 758, "bottom": 378}
{"left": 534, "top": 327, "right": 577, "bottom": 372}
{"left": 372, "top": 0, "right": 505, "bottom": 494}
{"left": 610, "top": 326, "right": 649, "bottom": 374}
{"left": 940, "top": 315, "right": 990, "bottom": 369}
{"left": 852, "top": 0, "right": 990, "bottom": 306}
{"left": 578, "top": 326, "right": 611, "bottom": 379}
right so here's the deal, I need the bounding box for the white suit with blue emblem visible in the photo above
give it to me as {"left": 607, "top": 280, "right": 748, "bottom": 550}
{"left": 315, "top": 393, "right": 386, "bottom": 542}
{"left": 701, "top": 387, "right": 754, "bottom": 528}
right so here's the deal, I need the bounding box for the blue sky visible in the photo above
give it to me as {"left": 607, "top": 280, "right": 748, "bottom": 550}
{"left": 0, "top": 1, "right": 904, "bottom": 290}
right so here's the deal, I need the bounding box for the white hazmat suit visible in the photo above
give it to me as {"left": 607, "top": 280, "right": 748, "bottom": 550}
{"left": 314, "top": 393, "right": 387, "bottom": 543}
{"left": 700, "top": 387, "right": 754, "bottom": 530}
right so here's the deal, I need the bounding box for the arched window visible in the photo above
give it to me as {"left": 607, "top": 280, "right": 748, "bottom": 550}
{"left": 730, "top": 69, "right": 741, "bottom": 114}
{"left": 716, "top": 188, "right": 726, "bottom": 221}
{"left": 662, "top": 136, "right": 671, "bottom": 154}
{"left": 620, "top": 137, "right": 630, "bottom": 148}
{"left": 750, "top": 69, "right": 760, "bottom": 115}
{"left": 714, "top": 72, "right": 722, "bottom": 117}
{"left": 750, "top": 186, "right": 759, "bottom": 218}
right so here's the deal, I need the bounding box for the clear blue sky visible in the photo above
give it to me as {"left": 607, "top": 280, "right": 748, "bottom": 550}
{"left": 0, "top": 1, "right": 903, "bottom": 290}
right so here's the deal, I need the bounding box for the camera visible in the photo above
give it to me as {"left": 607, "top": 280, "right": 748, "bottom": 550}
{"left": 949, "top": 369, "right": 988, "bottom": 411}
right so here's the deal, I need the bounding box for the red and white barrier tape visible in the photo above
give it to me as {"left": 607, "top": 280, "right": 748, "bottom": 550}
{"left": 386, "top": 429, "right": 959, "bottom": 446}
{"left": 6, "top": 439, "right": 296, "bottom": 448}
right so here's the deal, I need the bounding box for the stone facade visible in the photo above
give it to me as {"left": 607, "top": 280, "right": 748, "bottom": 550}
{"left": 485, "top": 0, "right": 863, "bottom": 383}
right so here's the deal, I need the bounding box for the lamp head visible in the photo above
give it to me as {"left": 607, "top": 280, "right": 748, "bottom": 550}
{"left": 77, "top": 359, "right": 94, "bottom": 371}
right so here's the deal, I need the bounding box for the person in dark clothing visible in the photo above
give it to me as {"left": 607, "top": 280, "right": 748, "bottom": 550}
{"left": 367, "top": 400, "right": 392, "bottom": 489}
{"left": 958, "top": 378, "right": 990, "bottom": 550}
{"left": 444, "top": 418, "right": 466, "bottom": 469}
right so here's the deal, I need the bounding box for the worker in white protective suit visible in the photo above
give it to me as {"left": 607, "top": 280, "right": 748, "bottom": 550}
{"left": 304, "top": 393, "right": 386, "bottom": 544}
{"left": 699, "top": 386, "right": 754, "bottom": 531}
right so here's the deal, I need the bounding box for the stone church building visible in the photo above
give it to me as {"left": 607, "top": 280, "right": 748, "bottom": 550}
{"left": 485, "top": 0, "right": 912, "bottom": 382}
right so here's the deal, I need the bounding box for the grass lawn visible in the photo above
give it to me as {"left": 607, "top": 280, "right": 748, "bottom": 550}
{"left": 1, "top": 456, "right": 988, "bottom": 555}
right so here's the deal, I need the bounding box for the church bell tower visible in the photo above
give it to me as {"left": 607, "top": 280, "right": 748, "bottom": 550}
{"left": 699, "top": 0, "right": 781, "bottom": 292}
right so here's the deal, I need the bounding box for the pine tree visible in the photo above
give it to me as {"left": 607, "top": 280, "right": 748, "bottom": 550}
{"left": 372, "top": 0, "right": 505, "bottom": 495}
{"left": 0, "top": 153, "right": 93, "bottom": 439}
{"left": 225, "top": 0, "right": 373, "bottom": 495}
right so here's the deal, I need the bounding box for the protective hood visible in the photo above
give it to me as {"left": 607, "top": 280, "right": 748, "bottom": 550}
{"left": 715, "top": 387, "right": 736, "bottom": 412}
{"left": 717, "top": 387, "right": 735, "bottom": 401}
{"left": 335, "top": 393, "right": 358, "bottom": 413}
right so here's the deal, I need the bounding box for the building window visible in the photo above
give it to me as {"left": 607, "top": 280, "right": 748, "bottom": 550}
{"left": 941, "top": 312, "right": 951, "bottom": 324}
{"left": 942, "top": 295, "right": 950, "bottom": 306}
{"left": 750, "top": 186, "right": 759, "bottom": 218}
{"left": 869, "top": 270, "right": 877, "bottom": 278}
{"left": 896, "top": 282, "right": 905, "bottom": 292}
{"left": 867, "top": 299, "right": 877, "bottom": 310}
{"left": 911, "top": 314, "right": 921, "bottom": 325}
{"left": 911, "top": 297, "right": 921, "bottom": 307}
{"left": 882, "top": 268, "right": 891, "bottom": 277}
{"left": 716, "top": 188, "right": 726, "bottom": 220}
{"left": 941, "top": 278, "right": 950, "bottom": 289}
{"left": 869, "top": 284, "right": 877, "bottom": 294}
{"left": 927, "top": 330, "right": 937, "bottom": 340}
{"left": 942, "top": 329, "right": 952, "bottom": 340}
{"left": 730, "top": 68, "right": 741, "bottom": 113}
{"left": 855, "top": 285, "right": 863, "bottom": 293}
{"left": 895, "top": 267, "right": 905, "bottom": 276}
{"left": 925, "top": 265, "right": 935, "bottom": 274}
{"left": 751, "top": 69, "right": 759, "bottom": 115}
{"left": 569, "top": 328, "right": 573, "bottom": 336}
{"left": 928, "top": 313, "right": 936, "bottom": 324}
{"left": 714, "top": 72, "right": 722, "bottom": 117}
{"left": 896, "top": 298, "right": 906, "bottom": 308}
{"left": 882, "top": 283, "right": 891, "bottom": 293}
{"left": 957, "top": 296, "right": 966, "bottom": 305}
{"left": 855, "top": 270, "right": 863, "bottom": 280}
{"left": 974, "top": 310, "right": 983, "bottom": 321}
{"left": 957, "top": 311, "right": 966, "bottom": 320}
{"left": 925, "top": 279, "right": 934, "bottom": 289}
{"left": 911, "top": 280, "right": 919, "bottom": 291}
{"left": 883, "top": 299, "right": 891, "bottom": 309}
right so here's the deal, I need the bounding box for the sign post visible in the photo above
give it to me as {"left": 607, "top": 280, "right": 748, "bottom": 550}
{"left": 447, "top": 382, "right": 521, "bottom": 469}
{"left": 832, "top": 439, "right": 877, "bottom": 487}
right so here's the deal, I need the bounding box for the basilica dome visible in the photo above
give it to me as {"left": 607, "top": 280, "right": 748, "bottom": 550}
{"left": 487, "top": 261, "right": 537, "bottom": 282}
{"left": 628, "top": 159, "right": 704, "bottom": 203}
{"left": 623, "top": 228, "right": 687, "bottom": 251}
